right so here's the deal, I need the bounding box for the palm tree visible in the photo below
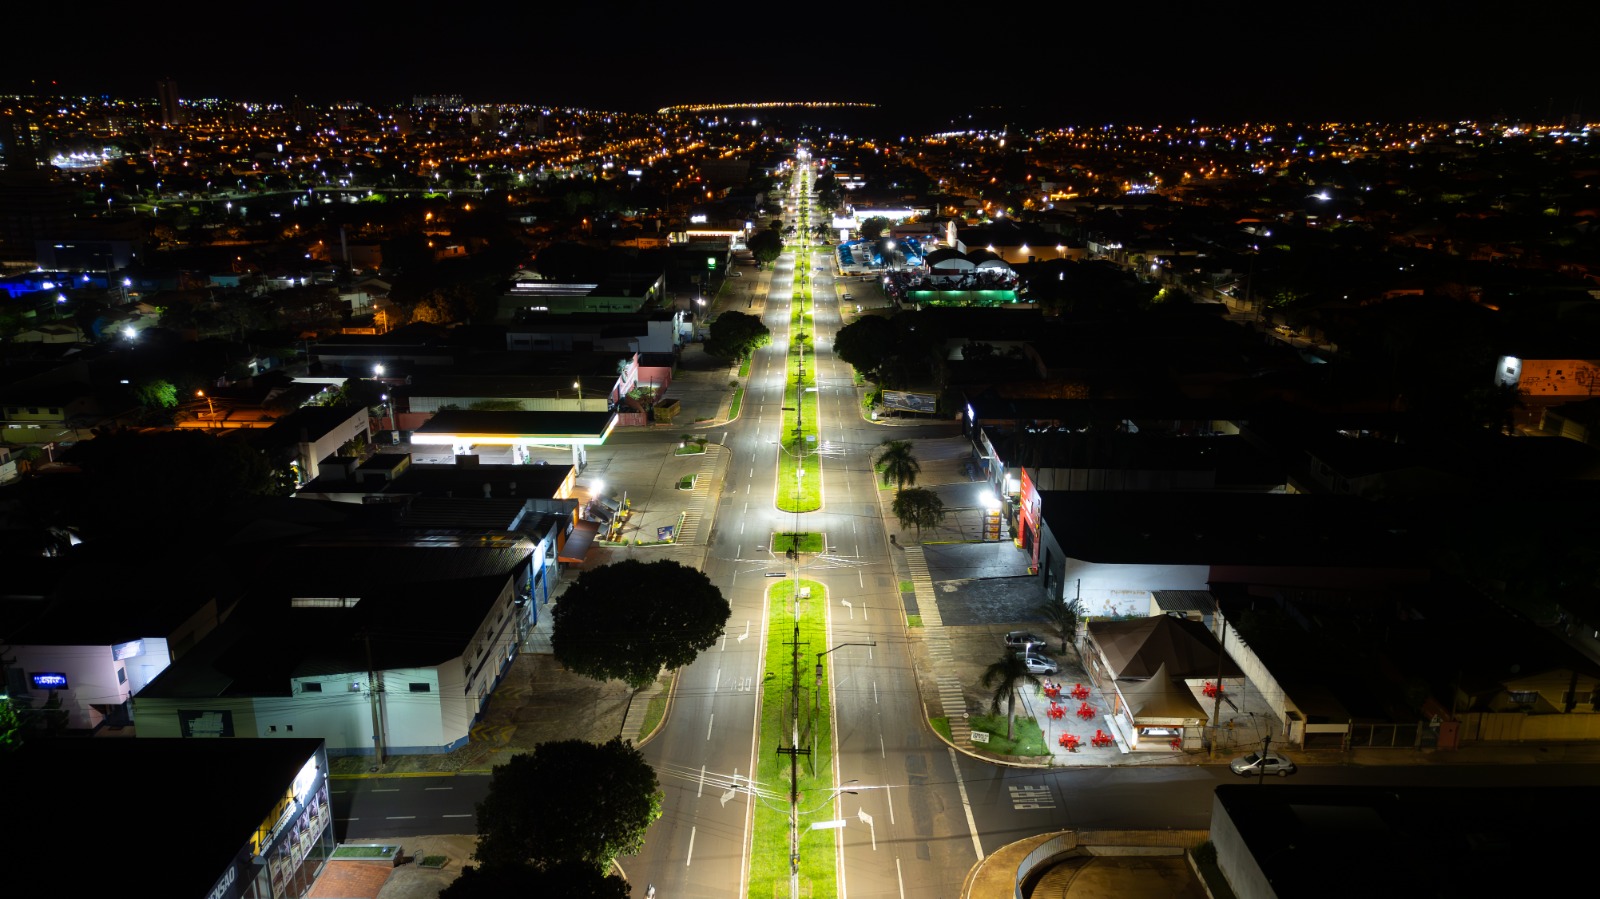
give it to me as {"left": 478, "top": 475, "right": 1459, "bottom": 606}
{"left": 980, "top": 652, "right": 1043, "bottom": 742}
{"left": 873, "top": 439, "right": 920, "bottom": 492}
{"left": 1036, "top": 596, "right": 1085, "bottom": 659}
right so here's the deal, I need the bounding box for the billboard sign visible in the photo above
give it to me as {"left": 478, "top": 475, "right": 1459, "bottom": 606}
{"left": 880, "top": 390, "right": 938, "bottom": 414}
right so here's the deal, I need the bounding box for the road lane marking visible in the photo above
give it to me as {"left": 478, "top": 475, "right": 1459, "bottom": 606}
{"left": 887, "top": 784, "right": 894, "bottom": 825}
{"left": 896, "top": 858, "right": 905, "bottom": 899}
{"left": 442, "top": 814, "right": 472, "bottom": 818}
{"left": 873, "top": 682, "right": 878, "bottom": 704}
{"left": 686, "top": 826, "right": 697, "bottom": 866}
{"left": 385, "top": 816, "right": 416, "bottom": 820}
{"left": 372, "top": 788, "right": 399, "bottom": 792}
{"left": 949, "top": 747, "right": 984, "bottom": 860}
{"left": 707, "top": 714, "right": 715, "bottom": 741}
{"left": 698, "top": 765, "right": 706, "bottom": 798}
{"left": 880, "top": 735, "right": 886, "bottom": 759}
{"left": 739, "top": 620, "right": 750, "bottom": 642}
{"left": 1009, "top": 785, "right": 1055, "bottom": 810}
{"left": 423, "top": 787, "right": 452, "bottom": 791}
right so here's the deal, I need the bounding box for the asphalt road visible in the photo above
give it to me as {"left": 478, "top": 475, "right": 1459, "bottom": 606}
{"left": 330, "top": 775, "right": 485, "bottom": 839}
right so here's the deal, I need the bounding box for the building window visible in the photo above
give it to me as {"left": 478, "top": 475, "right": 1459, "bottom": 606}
{"left": 409, "top": 683, "right": 431, "bottom": 693}
{"left": 117, "top": 668, "right": 127, "bottom": 684}
{"left": 269, "top": 725, "right": 277, "bottom": 733}
{"left": 286, "top": 725, "right": 293, "bottom": 732}
{"left": 303, "top": 682, "right": 322, "bottom": 693}
{"left": 1508, "top": 690, "right": 1538, "bottom": 704}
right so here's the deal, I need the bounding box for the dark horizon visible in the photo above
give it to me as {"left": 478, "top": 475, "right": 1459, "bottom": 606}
{"left": 6, "top": 3, "right": 1595, "bottom": 127}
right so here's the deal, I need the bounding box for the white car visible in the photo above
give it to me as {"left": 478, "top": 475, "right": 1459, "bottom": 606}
{"left": 1229, "top": 750, "right": 1296, "bottom": 777}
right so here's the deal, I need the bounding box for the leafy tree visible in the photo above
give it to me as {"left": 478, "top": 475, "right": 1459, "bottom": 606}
{"left": 832, "top": 316, "right": 895, "bottom": 381}
{"left": 981, "top": 651, "right": 1042, "bottom": 741}
{"left": 748, "top": 228, "right": 783, "bottom": 268}
{"left": 441, "top": 862, "right": 630, "bottom": 899}
{"left": 873, "top": 439, "right": 921, "bottom": 492}
{"left": 474, "top": 737, "right": 662, "bottom": 872}
{"left": 552, "top": 559, "right": 730, "bottom": 689}
{"left": 0, "top": 694, "right": 19, "bottom": 754}
{"left": 891, "top": 487, "right": 944, "bottom": 540}
{"left": 813, "top": 171, "right": 842, "bottom": 214}
{"left": 1035, "top": 595, "right": 1085, "bottom": 657}
{"left": 859, "top": 216, "right": 891, "bottom": 241}
{"left": 705, "top": 311, "right": 771, "bottom": 362}
{"left": 133, "top": 379, "right": 178, "bottom": 410}
{"left": 329, "top": 378, "right": 387, "bottom": 410}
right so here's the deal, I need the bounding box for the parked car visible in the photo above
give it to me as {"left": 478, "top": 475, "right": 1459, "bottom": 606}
{"left": 1229, "top": 750, "right": 1296, "bottom": 777}
{"left": 1004, "top": 630, "right": 1047, "bottom": 650}
{"left": 1016, "top": 653, "right": 1059, "bottom": 675}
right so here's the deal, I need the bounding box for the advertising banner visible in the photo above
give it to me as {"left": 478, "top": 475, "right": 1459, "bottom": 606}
{"left": 880, "top": 390, "right": 938, "bottom": 414}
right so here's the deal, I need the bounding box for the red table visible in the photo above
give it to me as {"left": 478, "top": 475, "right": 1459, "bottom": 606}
{"left": 1047, "top": 703, "right": 1065, "bottom": 720}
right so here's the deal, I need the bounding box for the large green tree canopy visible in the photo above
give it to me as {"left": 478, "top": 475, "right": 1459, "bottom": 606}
{"left": 748, "top": 228, "right": 783, "bottom": 267}
{"left": 832, "top": 315, "right": 896, "bottom": 381}
{"left": 473, "top": 737, "right": 662, "bottom": 872}
{"left": 552, "top": 559, "right": 730, "bottom": 688}
{"left": 704, "top": 311, "right": 772, "bottom": 362}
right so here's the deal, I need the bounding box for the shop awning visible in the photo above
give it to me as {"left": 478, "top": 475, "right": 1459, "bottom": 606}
{"left": 559, "top": 520, "right": 599, "bottom": 564}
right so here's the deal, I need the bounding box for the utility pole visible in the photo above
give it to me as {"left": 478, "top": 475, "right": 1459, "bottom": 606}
{"left": 1257, "top": 734, "right": 1271, "bottom": 786}
{"left": 1209, "top": 597, "right": 1228, "bottom": 760}
{"left": 779, "top": 611, "right": 811, "bottom": 896}
{"left": 363, "top": 632, "right": 386, "bottom": 765}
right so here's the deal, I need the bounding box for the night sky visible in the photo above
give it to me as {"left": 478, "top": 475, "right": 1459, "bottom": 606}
{"left": 6, "top": 2, "right": 1595, "bottom": 124}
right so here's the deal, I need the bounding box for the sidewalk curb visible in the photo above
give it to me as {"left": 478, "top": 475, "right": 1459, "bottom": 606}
{"left": 632, "top": 669, "right": 679, "bottom": 750}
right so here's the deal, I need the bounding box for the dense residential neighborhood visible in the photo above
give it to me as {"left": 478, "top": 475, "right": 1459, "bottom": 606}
{"left": 3, "top": 82, "right": 1600, "bottom": 899}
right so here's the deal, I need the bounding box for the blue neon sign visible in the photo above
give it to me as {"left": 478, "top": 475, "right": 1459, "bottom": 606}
{"left": 31, "top": 672, "right": 69, "bottom": 689}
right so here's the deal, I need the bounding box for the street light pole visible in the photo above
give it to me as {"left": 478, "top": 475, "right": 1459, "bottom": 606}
{"left": 815, "top": 643, "right": 877, "bottom": 713}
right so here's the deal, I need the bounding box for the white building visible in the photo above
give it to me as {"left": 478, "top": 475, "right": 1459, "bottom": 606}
{"left": 133, "top": 534, "right": 535, "bottom": 755}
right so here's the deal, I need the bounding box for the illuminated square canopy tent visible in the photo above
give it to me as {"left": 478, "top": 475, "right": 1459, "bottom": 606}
{"left": 411, "top": 409, "right": 617, "bottom": 470}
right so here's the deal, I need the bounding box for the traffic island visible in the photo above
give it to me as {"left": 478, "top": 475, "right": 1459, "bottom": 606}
{"left": 750, "top": 579, "right": 837, "bottom": 899}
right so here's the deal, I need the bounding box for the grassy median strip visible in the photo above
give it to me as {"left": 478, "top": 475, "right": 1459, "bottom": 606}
{"left": 777, "top": 298, "right": 820, "bottom": 512}
{"left": 750, "top": 579, "right": 836, "bottom": 899}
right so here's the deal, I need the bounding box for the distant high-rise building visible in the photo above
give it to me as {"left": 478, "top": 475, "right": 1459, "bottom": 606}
{"left": 156, "top": 77, "right": 182, "bottom": 127}
{"left": 413, "top": 94, "right": 464, "bottom": 109}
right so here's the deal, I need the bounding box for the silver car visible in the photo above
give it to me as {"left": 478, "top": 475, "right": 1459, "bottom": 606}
{"left": 1229, "top": 750, "right": 1296, "bottom": 777}
{"left": 1016, "top": 652, "right": 1058, "bottom": 675}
